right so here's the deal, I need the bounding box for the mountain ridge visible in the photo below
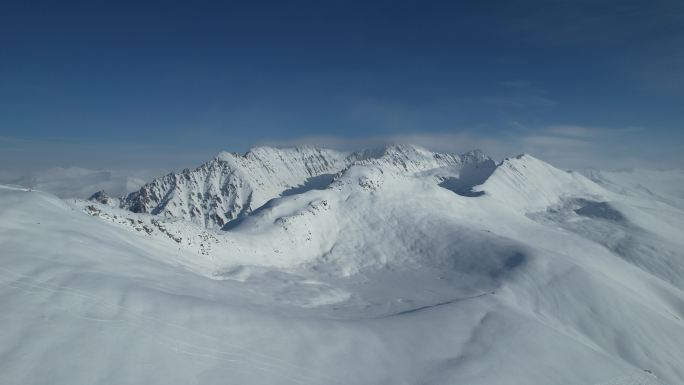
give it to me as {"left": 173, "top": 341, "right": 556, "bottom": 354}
{"left": 110, "top": 144, "right": 498, "bottom": 229}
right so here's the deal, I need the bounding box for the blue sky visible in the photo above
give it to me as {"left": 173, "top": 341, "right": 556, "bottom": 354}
{"left": 1, "top": 0, "right": 682, "bottom": 172}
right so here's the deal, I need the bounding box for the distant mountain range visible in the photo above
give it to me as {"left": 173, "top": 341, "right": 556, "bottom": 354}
{"left": 95, "top": 144, "right": 497, "bottom": 229}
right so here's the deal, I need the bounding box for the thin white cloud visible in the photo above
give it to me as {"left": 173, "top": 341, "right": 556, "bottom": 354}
{"left": 484, "top": 94, "right": 557, "bottom": 108}
{"left": 257, "top": 135, "right": 380, "bottom": 150}
{"left": 545, "top": 125, "right": 596, "bottom": 137}
{"left": 523, "top": 135, "right": 590, "bottom": 148}
{"left": 385, "top": 132, "right": 514, "bottom": 158}
{"left": 545, "top": 124, "right": 643, "bottom": 138}
{"left": 259, "top": 132, "right": 516, "bottom": 161}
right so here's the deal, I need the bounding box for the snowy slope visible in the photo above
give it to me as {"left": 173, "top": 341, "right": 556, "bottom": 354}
{"left": 474, "top": 154, "right": 605, "bottom": 211}
{"left": 1, "top": 147, "right": 684, "bottom": 385}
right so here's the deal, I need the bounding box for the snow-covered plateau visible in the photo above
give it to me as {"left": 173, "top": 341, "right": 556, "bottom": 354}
{"left": 1, "top": 144, "right": 683, "bottom": 385}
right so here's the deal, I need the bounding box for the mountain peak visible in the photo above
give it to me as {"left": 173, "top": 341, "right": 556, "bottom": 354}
{"left": 88, "top": 190, "right": 109, "bottom": 202}
{"left": 383, "top": 143, "right": 427, "bottom": 152}
{"left": 215, "top": 151, "right": 241, "bottom": 162}
{"left": 477, "top": 152, "right": 604, "bottom": 212}
{"left": 460, "top": 149, "right": 492, "bottom": 163}
{"left": 88, "top": 190, "right": 118, "bottom": 206}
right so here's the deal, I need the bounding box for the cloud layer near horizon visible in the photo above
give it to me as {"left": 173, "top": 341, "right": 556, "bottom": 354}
{"left": 0, "top": 167, "right": 165, "bottom": 198}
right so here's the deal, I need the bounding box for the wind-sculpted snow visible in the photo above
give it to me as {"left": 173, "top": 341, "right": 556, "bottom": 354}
{"left": 2, "top": 149, "right": 684, "bottom": 385}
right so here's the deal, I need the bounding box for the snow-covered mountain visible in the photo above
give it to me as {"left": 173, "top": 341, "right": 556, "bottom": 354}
{"left": 2, "top": 145, "right": 683, "bottom": 385}
{"left": 115, "top": 145, "right": 496, "bottom": 229}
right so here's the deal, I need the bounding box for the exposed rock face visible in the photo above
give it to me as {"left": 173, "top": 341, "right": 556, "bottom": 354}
{"left": 119, "top": 147, "right": 350, "bottom": 228}
{"left": 88, "top": 190, "right": 115, "bottom": 206}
